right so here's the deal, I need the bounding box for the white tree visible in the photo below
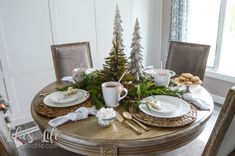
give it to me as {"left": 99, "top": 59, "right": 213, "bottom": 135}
{"left": 112, "top": 5, "right": 124, "bottom": 49}
{"left": 129, "top": 18, "right": 144, "bottom": 81}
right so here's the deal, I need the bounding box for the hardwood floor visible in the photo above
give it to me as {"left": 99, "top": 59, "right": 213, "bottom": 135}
{"left": 198, "top": 103, "right": 221, "bottom": 143}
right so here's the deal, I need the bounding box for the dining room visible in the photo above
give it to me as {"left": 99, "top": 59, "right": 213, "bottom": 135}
{"left": 0, "top": 0, "right": 235, "bottom": 156}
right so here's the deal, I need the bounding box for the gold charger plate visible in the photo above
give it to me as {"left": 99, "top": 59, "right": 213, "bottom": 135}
{"left": 35, "top": 97, "right": 93, "bottom": 118}
{"left": 129, "top": 104, "right": 197, "bottom": 128}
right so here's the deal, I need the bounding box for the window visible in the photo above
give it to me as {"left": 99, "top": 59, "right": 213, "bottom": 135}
{"left": 219, "top": 0, "right": 235, "bottom": 75}
{"left": 186, "top": 0, "right": 235, "bottom": 77}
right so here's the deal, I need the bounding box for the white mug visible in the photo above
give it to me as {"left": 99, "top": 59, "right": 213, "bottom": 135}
{"left": 101, "top": 82, "right": 128, "bottom": 108}
{"left": 154, "top": 70, "right": 170, "bottom": 87}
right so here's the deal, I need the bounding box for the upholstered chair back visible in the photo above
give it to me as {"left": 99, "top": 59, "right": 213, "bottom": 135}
{"left": 166, "top": 41, "right": 210, "bottom": 80}
{"left": 51, "top": 42, "right": 93, "bottom": 80}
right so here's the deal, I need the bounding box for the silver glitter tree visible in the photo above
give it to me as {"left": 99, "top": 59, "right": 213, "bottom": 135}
{"left": 129, "top": 18, "right": 144, "bottom": 81}
{"left": 112, "top": 5, "right": 124, "bottom": 49}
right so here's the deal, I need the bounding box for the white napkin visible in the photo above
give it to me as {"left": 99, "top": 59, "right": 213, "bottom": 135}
{"left": 61, "top": 76, "right": 76, "bottom": 83}
{"left": 182, "top": 85, "right": 214, "bottom": 110}
{"left": 48, "top": 107, "right": 96, "bottom": 127}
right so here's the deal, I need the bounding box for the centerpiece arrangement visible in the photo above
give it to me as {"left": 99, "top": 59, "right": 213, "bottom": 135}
{"left": 58, "top": 6, "right": 185, "bottom": 110}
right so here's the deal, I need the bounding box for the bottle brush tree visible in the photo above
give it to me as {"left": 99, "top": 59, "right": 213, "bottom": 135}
{"left": 101, "top": 34, "right": 129, "bottom": 82}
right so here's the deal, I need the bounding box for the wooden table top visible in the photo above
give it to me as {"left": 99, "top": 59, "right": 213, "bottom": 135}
{"left": 31, "top": 81, "right": 213, "bottom": 156}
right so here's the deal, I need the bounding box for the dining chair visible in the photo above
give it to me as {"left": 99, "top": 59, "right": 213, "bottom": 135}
{"left": 202, "top": 86, "right": 235, "bottom": 156}
{"left": 51, "top": 42, "right": 93, "bottom": 80}
{"left": 166, "top": 41, "right": 210, "bottom": 81}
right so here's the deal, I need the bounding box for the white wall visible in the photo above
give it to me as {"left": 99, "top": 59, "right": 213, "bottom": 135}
{"left": 49, "top": 0, "right": 99, "bottom": 66}
{"left": 0, "top": 0, "right": 55, "bottom": 125}
{"left": 132, "top": 0, "right": 162, "bottom": 67}
{"left": 0, "top": 0, "right": 162, "bottom": 126}
{"left": 95, "top": 0, "right": 133, "bottom": 66}
{"left": 49, "top": 0, "right": 161, "bottom": 68}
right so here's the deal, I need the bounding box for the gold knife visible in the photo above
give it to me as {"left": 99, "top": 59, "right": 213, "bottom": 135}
{"left": 116, "top": 112, "right": 143, "bottom": 134}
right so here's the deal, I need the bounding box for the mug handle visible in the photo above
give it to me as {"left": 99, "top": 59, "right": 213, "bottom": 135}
{"left": 119, "top": 88, "right": 128, "bottom": 101}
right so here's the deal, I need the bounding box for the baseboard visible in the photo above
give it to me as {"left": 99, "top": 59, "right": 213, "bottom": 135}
{"left": 211, "top": 94, "right": 225, "bottom": 105}
{"left": 9, "top": 112, "right": 33, "bottom": 127}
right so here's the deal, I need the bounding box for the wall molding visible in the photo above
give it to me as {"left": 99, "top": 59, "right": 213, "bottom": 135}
{"left": 0, "top": 16, "right": 18, "bottom": 112}
{"left": 211, "top": 93, "right": 225, "bottom": 105}
{"left": 48, "top": 0, "right": 58, "bottom": 44}
{"left": 206, "top": 70, "right": 235, "bottom": 84}
{"left": 10, "top": 64, "right": 54, "bottom": 77}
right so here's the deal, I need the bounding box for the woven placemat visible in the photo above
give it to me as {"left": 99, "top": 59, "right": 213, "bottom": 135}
{"left": 129, "top": 104, "right": 197, "bottom": 128}
{"left": 35, "top": 97, "right": 93, "bottom": 118}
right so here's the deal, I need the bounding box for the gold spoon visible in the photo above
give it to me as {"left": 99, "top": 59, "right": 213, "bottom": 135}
{"left": 123, "top": 111, "right": 150, "bottom": 131}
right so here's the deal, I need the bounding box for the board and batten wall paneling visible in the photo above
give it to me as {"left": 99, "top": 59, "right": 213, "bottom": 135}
{"left": 48, "top": 0, "right": 162, "bottom": 68}
{"left": 0, "top": 0, "right": 55, "bottom": 125}
{"left": 0, "top": 0, "right": 54, "bottom": 71}
{"left": 48, "top": 0, "right": 99, "bottom": 67}
{"left": 12, "top": 70, "right": 55, "bottom": 113}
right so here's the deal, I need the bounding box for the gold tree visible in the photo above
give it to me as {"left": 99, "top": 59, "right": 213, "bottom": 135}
{"left": 101, "top": 34, "right": 129, "bottom": 82}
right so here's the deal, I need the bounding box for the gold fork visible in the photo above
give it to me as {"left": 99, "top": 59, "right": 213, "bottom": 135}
{"left": 116, "top": 112, "right": 143, "bottom": 134}
{"left": 39, "top": 90, "right": 55, "bottom": 97}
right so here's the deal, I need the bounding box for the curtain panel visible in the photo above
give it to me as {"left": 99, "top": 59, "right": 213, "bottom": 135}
{"left": 163, "top": 0, "right": 189, "bottom": 64}
{"left": 169, "top": 0, "right": 189, "bottom": 41}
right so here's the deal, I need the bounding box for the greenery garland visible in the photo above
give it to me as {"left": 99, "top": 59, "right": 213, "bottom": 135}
{"left": 58, "top": 71, "right": 186, "bottom": 110}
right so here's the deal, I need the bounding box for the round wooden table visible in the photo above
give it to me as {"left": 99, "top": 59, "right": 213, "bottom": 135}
{"left": 31, "top": 81, "right": 213, "bottom": 156}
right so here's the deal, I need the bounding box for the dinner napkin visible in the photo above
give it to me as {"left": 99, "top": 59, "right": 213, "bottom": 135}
{"left": 48, "top": 106, "right": 96, "bottom": 127}
{"left": 182, "top": 85, "right": 214, "bottom": 110}
{"left": 61, "top": 76, "right": 76, "bottom": 83}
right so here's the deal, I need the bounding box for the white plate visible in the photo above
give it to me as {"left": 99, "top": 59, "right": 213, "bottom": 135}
{"left": 43, "top": 90, "right": 90, "bottom": 108}
{"left": 139, "top": 95, "right": 190, "bottom": 118}
{"left": 50, "top": 91, "right": 85, "bottom": 104}
{"left": 144, "top": 69, "right": 176, "bottom": 77}
{"left": 141, "top": 96, "right": 180, "bottom": 115}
